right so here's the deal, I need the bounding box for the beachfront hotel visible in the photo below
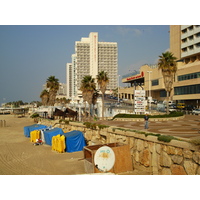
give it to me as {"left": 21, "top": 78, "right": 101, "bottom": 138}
{"left": 66, "top": 32, "right": 118, "bottom": 99}
{"left": 119, "top": 25, "right": 200, "bottom": 107}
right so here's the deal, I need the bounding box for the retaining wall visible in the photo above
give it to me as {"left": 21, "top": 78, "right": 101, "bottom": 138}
{"left": 40, "top": 119, "right": 200, "bottom": 175}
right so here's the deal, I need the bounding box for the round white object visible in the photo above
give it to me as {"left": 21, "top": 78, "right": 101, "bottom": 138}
{"left": 94, "top": 146, "right": 115, "bottom": 172}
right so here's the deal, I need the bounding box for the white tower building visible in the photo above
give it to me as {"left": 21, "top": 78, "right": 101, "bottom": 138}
{"left": 67, "top": 32, "right": 118, "bottom": 98}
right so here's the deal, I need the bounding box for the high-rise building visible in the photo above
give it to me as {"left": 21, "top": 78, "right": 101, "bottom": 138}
{"left": 66, "top": 32, "right": 118, "bottom": 98}
{"left": 170, "top": 25, "right": 200, "bottom": 104}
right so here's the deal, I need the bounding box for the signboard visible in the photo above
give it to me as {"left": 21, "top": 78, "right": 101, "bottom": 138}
{"left": 134, "top": 90, "right": 146, "bottom": 113}
{"left": 135, "top": 90, "right": 145, "bottom": 97}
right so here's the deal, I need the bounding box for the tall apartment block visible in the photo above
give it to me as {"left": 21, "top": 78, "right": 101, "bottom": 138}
{"left": 170, "top": 25, "right": 200, "bottom": 105}
{"left": 66, "top": 32, "right": 118, "bottom": 99}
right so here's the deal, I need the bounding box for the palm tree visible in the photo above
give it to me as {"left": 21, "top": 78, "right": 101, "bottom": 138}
{"left": 92, "top": 90, "right": 99, "bottom": 117}
{"left": 46, "top": 76, "right": 59, "bottom": 106}
{"left": 158, "top": 51, "right": 177, "bottom": 114}
{"left": 96, "top": 71, "right": 109, "bottom": 120}
{"left": 80, "top": 75, "right": 96, "bottom": 118}
{"left": 40, "top": 89, "right": 49, "bottom": 106}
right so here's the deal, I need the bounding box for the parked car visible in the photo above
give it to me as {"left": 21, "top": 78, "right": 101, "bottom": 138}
{"left": 163, "top": 100, "right": 174, "bottom": 105}
{"left": 169, "top": 105, "right": 177, "bottom": 112}
{"left": 192, "top": 109, "right": 200, "bottom": 115}
{"left": 177, "top": 103, "right": 185, "bottom": 109}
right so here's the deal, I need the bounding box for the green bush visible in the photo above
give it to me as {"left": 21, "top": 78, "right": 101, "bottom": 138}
{"left": 157, "top": 135, "right": 176, "bottom": 142}
{"left": 83, "top": 122, "right": 97, "bottom": 130}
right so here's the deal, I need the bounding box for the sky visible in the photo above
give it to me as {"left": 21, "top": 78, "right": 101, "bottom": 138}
{"left": 0, "top": 25, "right": 170, "bottom": 105}
{"left": 0, "top": 0, "right": 197, "bottom": 106}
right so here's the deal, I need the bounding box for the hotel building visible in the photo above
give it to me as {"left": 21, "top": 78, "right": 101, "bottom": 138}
{"left": 66, "top": 32, "right": 118, "bottom": 99}
{"left": 119, "top": 25, "right": 200, "bottom": 107}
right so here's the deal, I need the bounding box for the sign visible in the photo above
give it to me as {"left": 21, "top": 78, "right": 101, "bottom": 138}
{"left": 126, "top": 71, "right": 144, "bottom": 81}
{"left": 134, "top": 90, "right": 146, "bottom": 113}
{"left": 135, "top": 90, "right": 145, "bottom": 97}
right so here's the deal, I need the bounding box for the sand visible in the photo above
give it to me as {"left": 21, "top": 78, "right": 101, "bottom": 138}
{"left": 0, "top": 115, "right": 85, "bottom": 175}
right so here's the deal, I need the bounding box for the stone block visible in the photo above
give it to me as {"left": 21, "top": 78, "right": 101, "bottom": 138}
{"left": 183, "top": 149, "right": 193, "bottom": 159}
{"left": 193, "top": 152, "right": 200, "bottom": 164}
{"left": 171, "top": 155, "right": 183, "bottom": 164}
{"left": 139, "top": 149, "right": 151, "bottom": 167}
{"left": 155, "top": 143, "right": 161, "bottom": 154}
{"left": 171, "top": 164, "right": 187, "bottom": 175}
{"left": 136, "top": 139, "right": 144, "bottom": 152}
{"left": 166, "top": 146, "right": 176, "bottom": 155}
{"left": 184, "top": 160, "right": 198, "bottom": 175}
{"left": 161, "top": 168, "right": 171, "bottom": 175}
{"left": 160, "top": 151, "right": 172, "bottom": 167}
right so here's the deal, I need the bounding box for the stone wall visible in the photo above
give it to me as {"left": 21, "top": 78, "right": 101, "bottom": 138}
{"left": 40, "top": 119, "right": 200, "bottom": 175}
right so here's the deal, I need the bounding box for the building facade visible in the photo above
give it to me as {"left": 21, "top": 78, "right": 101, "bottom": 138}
{"left": 66, "top": 32, "right": 118, "bottom": 99}
{"left": 119, "top": 25, "right": 200, "bottom": 108}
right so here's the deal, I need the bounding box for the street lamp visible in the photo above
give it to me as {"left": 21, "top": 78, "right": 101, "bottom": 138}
{"left": 118, "top": 75, "right": 120, "bottom": 103}
{"left": 147, "top": 71, "right": 152, "bottom": 113}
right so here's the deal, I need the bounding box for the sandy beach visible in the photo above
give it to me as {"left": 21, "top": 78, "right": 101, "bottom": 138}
{"left": 0, "top": 115, "right": 85, "bottom": 175}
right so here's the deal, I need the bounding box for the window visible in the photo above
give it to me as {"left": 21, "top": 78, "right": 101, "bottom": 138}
{"left": 178, "top": 72, "right": 200, "bottom": 81}
{"left": 195, "top": 32, "right": 200, "bottom": 38}
{"left": 152, "top": 79, "right": 159, "bottom": 86}
{"left": 174, "top": 84, "right": 200, "bottom": 95}
{"left": 188, "top": 26, "right": 193, "bottom": 31}
{"left": 188, "top": 45, "right": 194, "bottom": 50}
{"left": 188, "top": 35, "right": 193, "bottom": 40}
{"left": 160, "top": 90, "right": 166, "bottom": 97}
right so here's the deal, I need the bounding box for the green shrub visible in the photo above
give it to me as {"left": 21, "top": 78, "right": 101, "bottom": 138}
{"left": 83, "top": 122, "right": 97, "bottom": 130}
{"left": 157, "top": 135, "right": 176, "bottom": 142}
{"left": 97, "top": 124, "right": 109, "bottom": 130}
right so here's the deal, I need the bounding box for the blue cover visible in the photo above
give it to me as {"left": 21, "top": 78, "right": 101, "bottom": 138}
{"left": 43, "top": 128, "right": 64, "bottom": 146}
{"left": 62, "top": 130, "right": 86, "bottom": 153}
{"left": 24, "top": 124, "right": 47, "bottom": 137}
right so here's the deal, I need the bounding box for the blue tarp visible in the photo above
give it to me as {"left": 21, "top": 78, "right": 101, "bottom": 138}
{"left": 62, "top": 130, "right": 86, "bottom": 153}
{"left": 24, "top": 124, "right": 47, "bottom": 137}
{"left": 43, "top": 128, "right": 64, "bottom": 146}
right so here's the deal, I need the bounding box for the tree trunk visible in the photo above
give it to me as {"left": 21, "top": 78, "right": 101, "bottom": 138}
{"left": 166, "top": 91, "right": 170, "bottom": 115}
{"left": 102, "top": 93, "right": 105, "bottom": 120}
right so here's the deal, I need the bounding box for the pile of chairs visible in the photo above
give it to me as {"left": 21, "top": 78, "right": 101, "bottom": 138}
{"left": 52, "top": 134, "right": 66, "bottom": 153}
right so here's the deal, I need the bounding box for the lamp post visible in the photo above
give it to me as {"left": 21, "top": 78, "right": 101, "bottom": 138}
{"left": 118, "top": 75, "right": 120, "bottom": 103}
{"left": 147, "top": 71, "right": 152, "bottom": 113}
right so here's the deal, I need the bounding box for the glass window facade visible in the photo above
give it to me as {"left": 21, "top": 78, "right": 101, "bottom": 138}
{"left": 174, "top": 84, "right": 200, "bottom": 95}
{"left": 178, "top": 72, "right": 200, "bottom": 81}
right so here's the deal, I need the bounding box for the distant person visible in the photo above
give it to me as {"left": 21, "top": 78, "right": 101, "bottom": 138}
{"left": 144, "top": 114, "right": 149, "bottom": 129}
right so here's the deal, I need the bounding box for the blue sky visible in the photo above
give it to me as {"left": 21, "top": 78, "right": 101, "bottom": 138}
{"left": 0, "top": 25, "right": 170, "bottom": 105}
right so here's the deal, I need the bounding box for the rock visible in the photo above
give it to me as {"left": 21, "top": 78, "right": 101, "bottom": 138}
{"left": 135, "top": 151, "right": 140, "bottom": 163}
{"left": 166, "top": 146, "right": 176, "bottom": 155}
{"left": 155, "top": 143, "right": 161, "bottom": 154}
{"left": 160, "top": 151, "right": 172, "bottom": 167}
{"left": 193, "top": 152, "right": 200, "bottom": 164}
{"left": 139, "top": 149, "right": 151, "bottom": 167}
{"left": 197, "top": 166, "right": 200, "bottom": 175}
{"left": 183, "top": 160, "right": 198, "bottom": 175}
{"left": 136, "top": 139, "right": 144, "bottom": 152}
{"left": 161, "top": 168, "right": 171, "bottom": 175}
{"left": 171, "top": 155, "right": 183, "bottom": 164}
{"left": 183, "top": 149, "right": 193, "bottom": 159}
{"left": 171, "top": 164, "right": 187, "bottom": 175}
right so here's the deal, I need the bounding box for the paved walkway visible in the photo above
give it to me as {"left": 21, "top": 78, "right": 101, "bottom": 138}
{"left": 98, "top": 115, "right": 200, "bottom": 140}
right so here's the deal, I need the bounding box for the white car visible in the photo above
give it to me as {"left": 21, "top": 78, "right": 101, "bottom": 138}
{"left": 192, "top": 109, "right": 200, "bottom": 115}
{"left": 163, "top": 100, "right": 174, "bottom": 105}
